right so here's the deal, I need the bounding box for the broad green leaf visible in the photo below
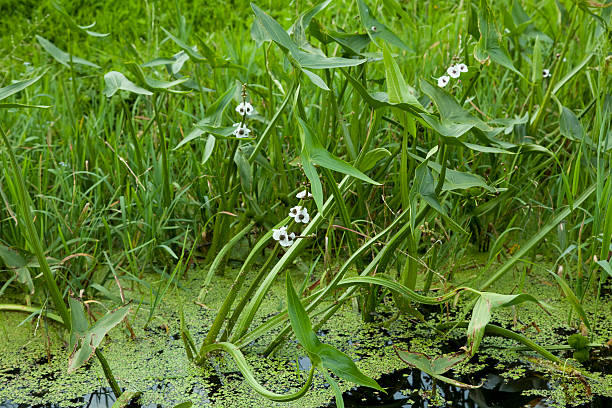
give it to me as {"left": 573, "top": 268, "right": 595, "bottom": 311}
{"left": 467, "top": 292, "right": 544, "bottom": 356}
{"left": 419, "top": 79, "right": 490, "bottom": 131}
{"left": 318, "top": 343, "right": 383, "bottom": 391}
{"left": 286, "top": 273, "right": 383, "bottom": 391}
{"left": 411, "top": 157, "right": 467, "bottom": 235}
{"left": 560, "top": 106, "right": 584, "bottom": 141}
{"left": 0, "top": 245, "right": 27, "bottom": 268}
{"left": 309, "top": 20, "right": 371, "bottom": 55}
{"left": 125, "top": 62, "right": 189, "bottom": 93}
{"left": 286, "top": 272, "right": 324, "bottom": 355}
{"left": 356, "top": 0, "right": 411, "bottom": 51}
{"left": 36, "top": 35, "right": 100, "bottom": 68}
{"left": 300, "top": 152, "right": 324, "bottom": 212}
{"left": 340, "top": 69, "right": 425, "bottom": 115}
{"left": 531, "top": 35, "right": 542, "bottom": 84}
{"left": 297, "top": 117, "right": 380, "bottom": 192}
{"left": 103, "top": 71, "right": 152, "bottom": 97}
{"left": 427, "top": 162, "right": 495, "bottom": 192}
{"left": 68, "top": 297, "right": 91, "bottom": 352}
{"left": 0, "top": 74, "right": 45, "bottom": 101}
{"left": 473, "top": 0, "right": 521, "bottom": 76}
{"left": 395, "top": 349, "right": 478, "bottom": 389}
{"left": 68, "top": 302, "right": 130, "bottom": 373}
{"left": 234, "top": 147, "right": 253, "bottom": 193}
{"left": 251, "top": 3, "right": 365, "bottom": 70}
{"left": 382, "top": 44, "right": 419, "bottom": 106}
{"left": 358, "top": 148, "right": 391, "bottom": 172}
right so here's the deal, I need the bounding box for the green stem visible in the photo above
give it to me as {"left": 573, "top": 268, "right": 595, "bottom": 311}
{"left": 152, "top": 94, "right": 172, "bottom": 207}
{"left": 198, "top": 342, "right": 314, "bottom": 401}
{"left": 95, "top": 349, "right": 122, "bottom": 398}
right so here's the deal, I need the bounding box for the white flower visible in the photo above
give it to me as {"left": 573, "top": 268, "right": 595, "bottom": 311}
{"left": 289, "top": 205, "right": 303, "bottom": 219}
{"left": 296, "top": 190, "right": 313, "bottom": 199}
{"left": 437, "top": 75, "right": 450, "bottom": 88}
{"left": 295, "top": 207, "right": 310, "bottom": 224}
{"left": 236, "top": 102, "right": 255, "bottom": 116}
{"left": 370, "top": 26, "right": 377, "bottom": 32}
{"left": 272, "top": 226, "right": 295, "bottom": 247}
{"left": 542, "top": 69, "right": 551, "bottom": 78}
{"left": 232, "top": 123, "right": 251, "bottom": 138}
{"left": 456, "top": 63, "right": 468, "bottom": 73}
{"left": 447, "top": 65, "right": 460, "bottom": 79}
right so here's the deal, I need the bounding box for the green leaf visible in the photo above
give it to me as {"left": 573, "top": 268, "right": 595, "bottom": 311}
{"left": 0, "top": 74, "right": 45, "bottom": 102}
{"left": 473, "top": 0, "right": 521, "bottom": 76}
{"left": 125, "top": 62, "right": 189, "bottom": 93}
{"left": 427, "top": 162, "right": 495, "bottom": 192}
{"left": 297, "top": 117, "right": 380, "bottom": 186}
{"left": 68, "top": 301, "right": 130, "bottom": 373}
{"left": 382, "top": 44, "right": 419, "bottom": 106}
{"left": 286, "top": 273, "right": 383, "bottom": 391}
{"left": 467, "top": 292, "right": 544, "bottom": 356}
{"left": 596, "top": 260, "right": 612, "bottom": 278}
{"left": 531, "top": 35, "right": 543, "bottom": 84}
{"left": 560, "top": 107, "right": 584, "bottom": 141}
{"left": 356, "top": 0, "right": 411, "bottom": 51}
{"left": 411, "top": 155, "right": 468, "bottom": 235}
{"left": 251, "top": 3, "right": 365, "bottom": 70}
{"left": 234, "top": 147, "right": 253, "bottom": 193}
{"left": 302, "top": 68, "right": 329, "bottom": 90}
{"left": 358, "top": 148, "right": 391, "bottom": 172}
{"left": 103, "top": 71, "right": 152, "bottom": 97}
{"left": 36, "top": 35, "right": 100, "bottom": 69}
{"left": 340, "top": 69, "right": 425, "bottom": 115}
{"left": 0, "top": 245, "right": 27, "bottom": 268}
{"left": 550, "top": 271, "right": 591, "bottom": 331}
{"left": 420, "top": 78, "right": 490, "bottom": 131}
{"left": 395, "top": 349, "right": 478, "bottom": 389}
{"left": 111, "top": 391, "right": 142, "bottom": 408}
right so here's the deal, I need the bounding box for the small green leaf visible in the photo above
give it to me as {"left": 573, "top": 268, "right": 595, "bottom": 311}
{"left": 302, "top": 68, "right": 329, "bottom": 90}
{"left": 358, "top": 148, "right": 391, "bottom": 172}
{"left": 125, "top": 62, "right": 189, "bottom": 93}
{"left": 382, "top": 44, "right": 419, "bottom": 106}
{"left": 234, "top": 147, "right": 253, "bottom": 193}
{"left": 68, "top": 301, "right": 130, "bottom": 373}
{"left": 550, "top": 271, "right": 591, "bottom": 331}
{"left": 36, "top": 35, "right": 100, "bottom": 68}
{"left": 467, "top": 292, "right": 544, "bottom": 356}
{"left": 103, "top": 71, "right": 152, "bottom": 97}
{"left": 395, "top": 349, "right": 478, "bottom": 389}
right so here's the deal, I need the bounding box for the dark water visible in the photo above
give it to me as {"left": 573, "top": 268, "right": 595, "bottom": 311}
{"left": 2, "top": 367, "right": 611, "bottom": 408}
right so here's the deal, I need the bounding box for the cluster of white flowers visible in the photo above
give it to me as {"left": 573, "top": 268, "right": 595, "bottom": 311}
{"left": 437, "top": 62, "right": 468, "bottom": 88}
{"left": 289, "top": 205, "right": 310, "bottom": 224}
{"left": 272, "top": 188, "right": 313, "bottom": 248}
{"left": 233, "top": 99, "right": 255, "bottom": 138}
{"left": 272, "top": 226, "right": 296, "bottom": 247}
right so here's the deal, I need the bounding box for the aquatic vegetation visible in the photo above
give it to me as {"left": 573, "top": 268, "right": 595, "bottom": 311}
{"left": 0, "top": 0, "right": 611, "bottom": 406}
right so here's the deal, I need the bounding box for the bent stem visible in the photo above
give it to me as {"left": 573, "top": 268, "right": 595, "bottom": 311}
{"left": 198, "top": 342, "right": 314, "bottom": 402}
